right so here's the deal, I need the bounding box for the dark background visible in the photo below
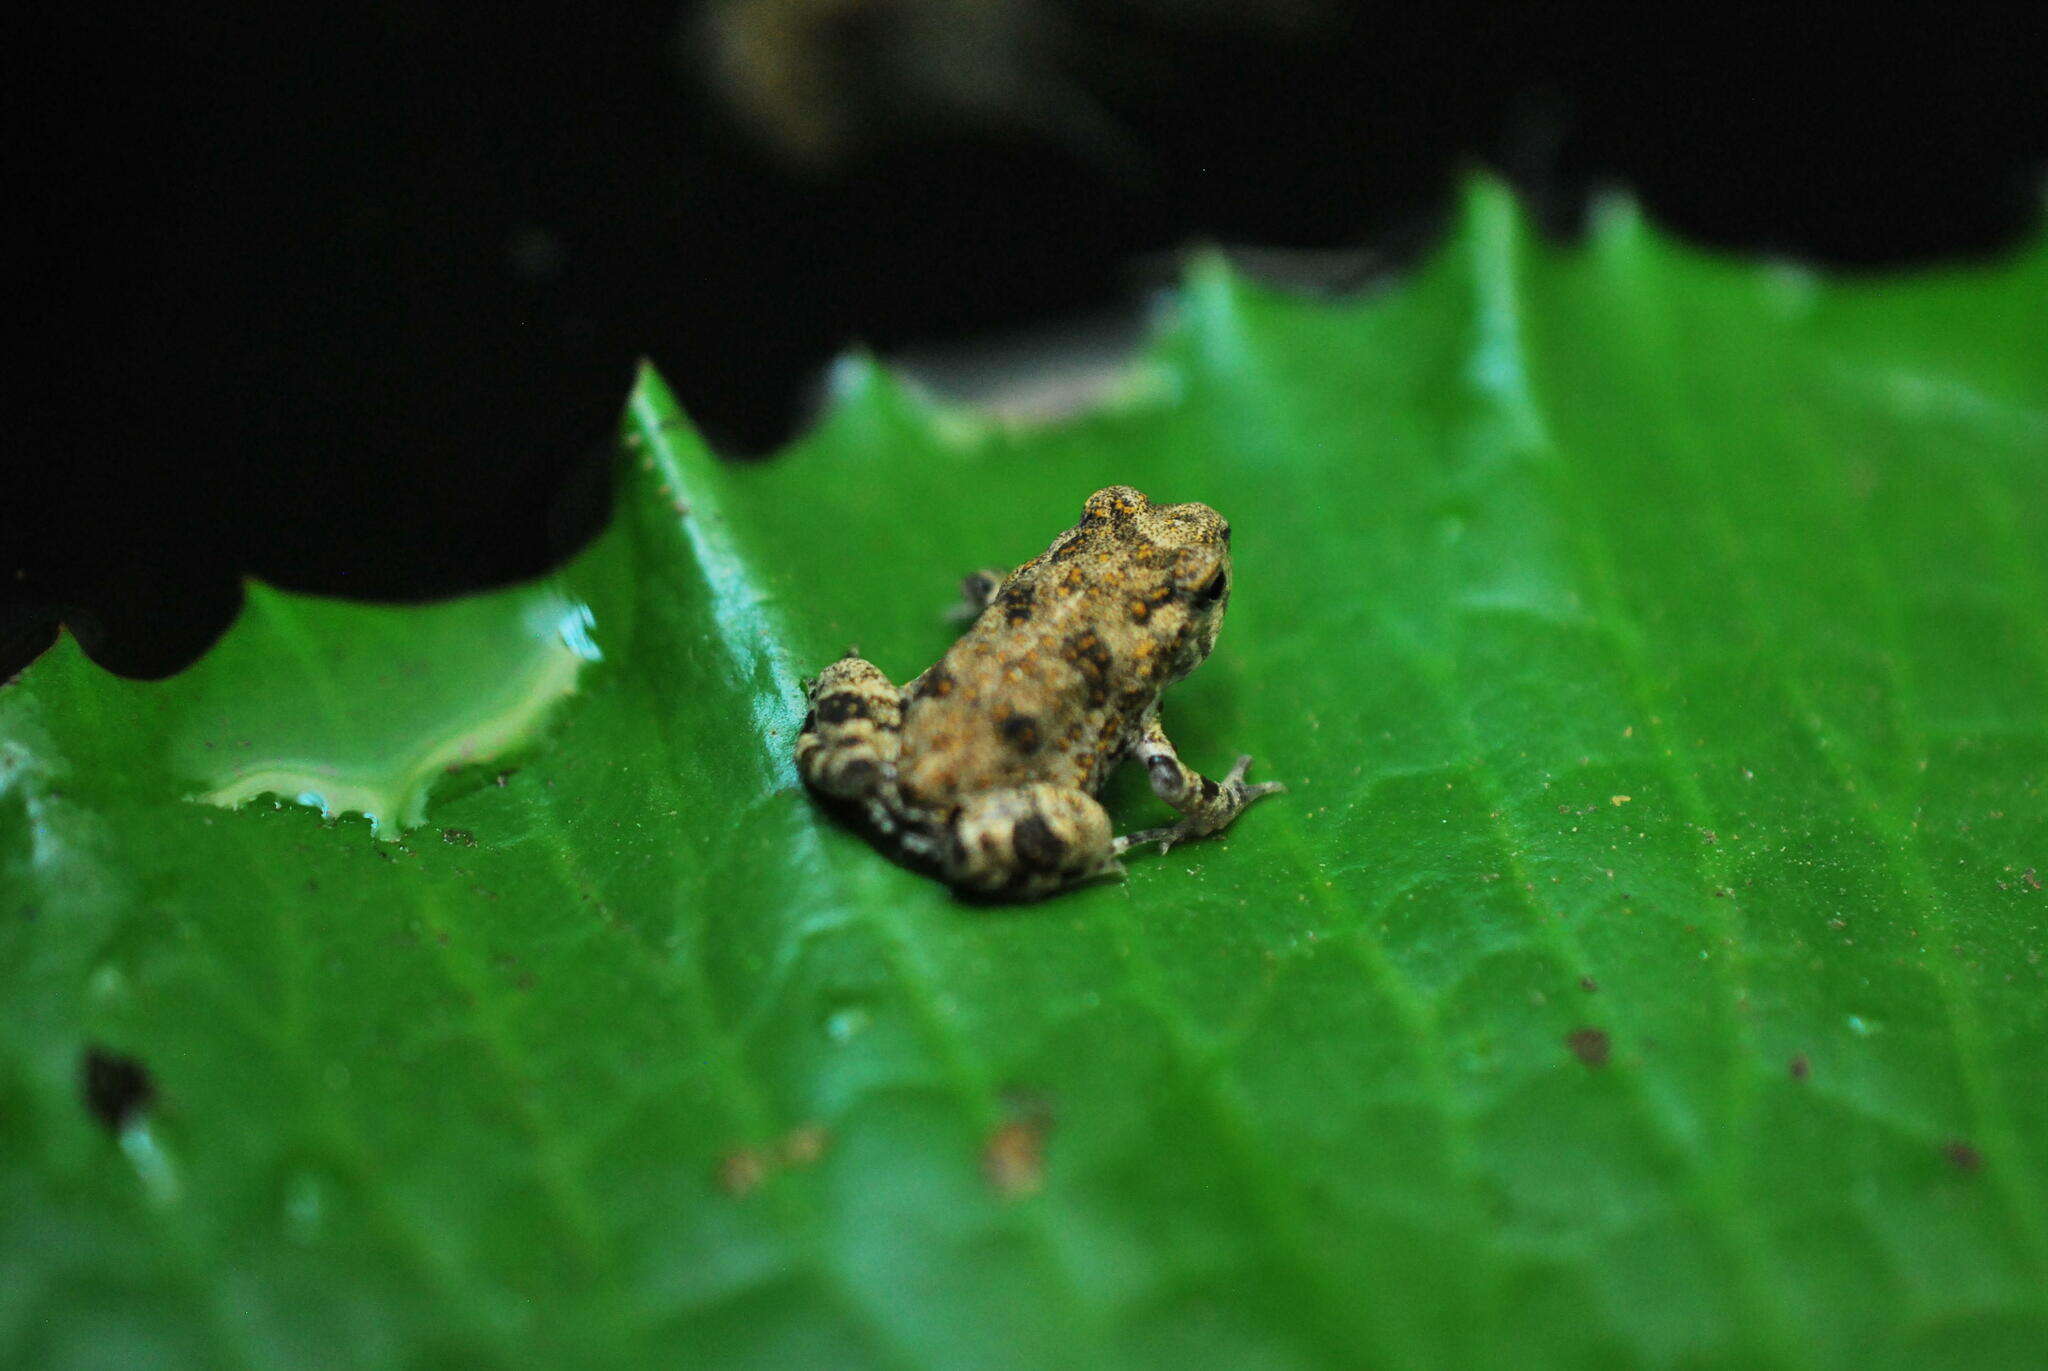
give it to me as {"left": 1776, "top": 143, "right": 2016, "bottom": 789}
{"left": 11, "top": 2, "right": 2047, "bottom": 681}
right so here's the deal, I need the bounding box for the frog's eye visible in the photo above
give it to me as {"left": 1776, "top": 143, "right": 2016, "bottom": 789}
{"left": 1194, "top": 567, "right": 1228, "bottom": 607}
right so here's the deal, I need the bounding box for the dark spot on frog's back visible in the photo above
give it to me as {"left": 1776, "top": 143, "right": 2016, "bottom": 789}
{"left": 998, "top": 584, "right": 1035, "bottom": 625}
{"left": 915, "top": 667, "right": 954, "bottom": 700}
{"left": 815, "top": 693, "right": 871, "bottom": 725}
{"left": 1063, "top": 631, "right": 1114, "bottom": 706}
{"left": 1000, "top": 714, "right": 1042, "bottom": 753}
{"left": 1012, "top": 814, "right": 1068, "bottom": 869}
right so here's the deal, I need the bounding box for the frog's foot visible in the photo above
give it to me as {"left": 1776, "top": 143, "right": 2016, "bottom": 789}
{"left": 795, "top": 656, "right": 905, "bottom": 802}
{"left": 1117, "top": 746, "right": 1286, "bottom": 857}
{"left": 943, "top": 783, "right": 1117, "bottom": 899}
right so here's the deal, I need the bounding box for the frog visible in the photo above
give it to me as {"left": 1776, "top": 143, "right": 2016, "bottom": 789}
{"left": 795, "top": 484, "right": 1283, "bottom": 898}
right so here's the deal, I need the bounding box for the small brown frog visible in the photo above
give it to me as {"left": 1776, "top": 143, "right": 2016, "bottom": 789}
{"left": 796, "top": 485, "right": 1283, "bottom": 897}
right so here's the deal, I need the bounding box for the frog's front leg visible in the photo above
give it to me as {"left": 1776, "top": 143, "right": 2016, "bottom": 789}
{"left": 944, "top": 783, "right": 1121, "bottom": 898}
{"left": 945, "top": 567, "right": 1011, "bottom": 625}
{"left": 1116, "top": 711, "right": 1285, "bottom": 856}
{"left": 796, "top": 655, "right": 907, "bottom": 833}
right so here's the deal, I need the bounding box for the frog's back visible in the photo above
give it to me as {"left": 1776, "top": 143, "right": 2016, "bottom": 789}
{"left": 896, "top": 595, "right": 1134, "bottom": 808}
{"left": 894, "top": 485, "right": 1227, "bottom": 812}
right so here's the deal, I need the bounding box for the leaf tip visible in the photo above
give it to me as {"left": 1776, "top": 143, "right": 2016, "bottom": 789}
{"left": 1585, "top": 187, "right": 1660, "bottom": 273}
{"left": 1455, "top": 170, "right": 1533, "bottom": 253}
{"left": 804, "top": 348, "right": 976, "bottom": 455}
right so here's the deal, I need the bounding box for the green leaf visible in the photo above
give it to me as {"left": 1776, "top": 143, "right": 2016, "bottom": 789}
{"left": 6, "top": 180, "right": 2047, "bottom": 1370}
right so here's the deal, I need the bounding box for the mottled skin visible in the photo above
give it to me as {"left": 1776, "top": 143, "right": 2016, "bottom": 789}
{"left": 796, "top": 485, "right": 1283, "bottom": 898}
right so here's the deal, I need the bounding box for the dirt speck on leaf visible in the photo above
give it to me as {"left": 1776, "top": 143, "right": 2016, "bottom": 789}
{"left": 1944, "top": 1140, "right": 1985, "bottom": 1174}
{"left": 1566, "top": 1028, "right": 1612, "bottom": 1068}
{"left": 719, "top": 1124, "right": 831, "bottom": 1197}
{"left": 1579, "top": 976, "right": 1598, "bottom": 993}
{"left": 777, "top": 1123, "right": 831, "bottom": 1169}
{"left": 1789, "top": 1053, "right": 1811, "bottom": 1081}
{"left": 983, "top": 1117, "right": 1050, "bottom": 1199}
{"left": 442, "top": 828, "right": 477, "bottom": 847}
{"left": 718, "top": 1147, "right": 768, "bottom": 1198}
{"left": 2024, "top": 868, "right": 2042, "bottom": 891}
{"left": 81, "top": 1047, "right": 155, "bottom": 1133}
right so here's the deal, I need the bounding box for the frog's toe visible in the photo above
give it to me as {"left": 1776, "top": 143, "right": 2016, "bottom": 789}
{"left": 1113, "top": 822, "right": 1182, "bottom": 857}
{"left": 1223, "top": 755, "right": 1286, "bottom": 805}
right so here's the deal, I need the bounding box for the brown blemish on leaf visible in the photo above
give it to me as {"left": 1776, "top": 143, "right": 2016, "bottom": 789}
{"left": 719, "top": 1123, "right": 831, "bottom": 1197}
{"left": 1565, "top": 1027, "right": 1612, "bottom": 1068}
{"left": 1943, "top": 1139, "right": 1984, "bottom": 1174}
{"left": 1579, "top": 976, "right": 1598, "bottom": 993}
{"left": 983, "top": 1117, "right": 1050, "bottom": 1199}
{"left": 441, "top": 828, "right": 477, "bottom": 847}
{"left": 1789, "top": 1053, "right": 1811, "bottom": 1081}
{"left": 776, "top": 1123, "right": 831, "bottom": 1169}
{"left": 2025, "top": 868, "right": 2042, "bottom": 891}
{"left": 717, "top": 1147, "right": 768, "bottom": 1198}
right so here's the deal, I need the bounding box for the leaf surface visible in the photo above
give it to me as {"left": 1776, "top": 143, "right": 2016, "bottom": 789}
{"left": 6, "top": 183, "right": 2048, "bottom": 1370}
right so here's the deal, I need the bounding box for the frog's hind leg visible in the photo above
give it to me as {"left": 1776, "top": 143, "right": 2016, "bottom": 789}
{"left": 796, "top": 656, "right": 906, "bottom": 829}
{"left": 945, "top": 783, "right": 1119, "bottom": 899}
{"left": 1116, "top": 710, "right": 1285, "bottom": 856}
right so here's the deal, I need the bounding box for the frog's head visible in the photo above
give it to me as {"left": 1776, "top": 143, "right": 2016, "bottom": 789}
{"left": 1077, "top": 485, "right": 1233, "bottom": 684}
